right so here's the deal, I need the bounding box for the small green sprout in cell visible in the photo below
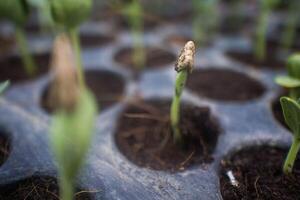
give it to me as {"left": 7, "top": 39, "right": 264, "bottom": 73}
{"left": 280, "top": 96, "right": 300, "bottom": 175}
{"left": 280, "top": 1, "right": 300, "bottom": 51}
{"left": 254, "top": 0, "right": 279, "bottom": 61}
{"left": 275, "top": 54, "right": 300, "bottom": 100}
{"left": 171, "top": 41, "right": 195, "bottom": 146}
{"left": 49, "top": 34, "right": 97, "bottom": 200}
{"left": 0, "top": 0, "right": 37, "bottom": 75}
{"left": 49, "top": 0, "right": 92, "bottom": 88}
{"left": 0, "top": 81, "right": 10, "bottom": 95}
{"left": 123, "top": 0, "right": 145, "bottom": 69}
{"left": 191, "top": 0, "right": 219, "bottom": 46}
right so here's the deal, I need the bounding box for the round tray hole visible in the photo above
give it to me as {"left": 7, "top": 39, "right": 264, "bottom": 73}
{"left": 115, "top": 99, "right": 220, "bottom": 172}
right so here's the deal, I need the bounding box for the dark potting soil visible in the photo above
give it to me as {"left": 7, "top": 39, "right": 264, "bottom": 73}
{"left": 41, "top": 70, "right": 125, "bottom": 113}
{"left": 115, "top": 99, "right": 220, "bottom": 171}
{"left": 114, "top": 47, "right": 176, "bottom": 70}
{"left": 0, "top": 53, "right": 50, "bottom": 83}
{"left": 80, "top": 34, "right": 114, "bottom": 48}
{"left": 226, "top": 40, "right": 285, "bottom": 69}
{"left": 0, "top": 133, "right": 10, "bottom": 167}
{"left": 220, "top": 146, "right": 300, "bottom": 200}
{"left": 186, "top": 69, "right": 265, "bottom": 102}
{"left": 0, "top": 36, "right": 15, "bottom": 56}
{"left": 0, "top": 176, "right": 96, "bottom": 200}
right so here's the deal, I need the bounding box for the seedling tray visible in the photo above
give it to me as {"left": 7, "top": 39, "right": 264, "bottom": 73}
{"left": 0, "top": 14, "right": 293, "bottom": 199}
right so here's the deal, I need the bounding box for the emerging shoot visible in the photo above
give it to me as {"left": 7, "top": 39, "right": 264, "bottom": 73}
{"left": 192, "top": 0, "right": 219, "bottom": 46}
{"left": 280, "top": 97, "right": 300, "bottom": 175}
{"left": 275, "top": 54, "right": 300, "bottom": 100}
{"left": 49, "top": 0, "right": 92, "bottom": 88}
{"left": 0, "top": 0, "right": 37, "bottom": 75}
{"left": 171, "top": 41, "right": 195, "bottom": 146}
{"left": 254, "top": 0, "right": 279, "bottom": 61}
{"left": 119, "top": 0, "right": 145, "bottom": 69}
{"left": 49, "top": 34, "right": 97, "bottom": 200}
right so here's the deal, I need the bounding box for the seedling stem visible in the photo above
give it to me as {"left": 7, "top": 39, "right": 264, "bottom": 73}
{"left": 171, "top": 41, "right": 195, "bottom": 146}
{"left": 15, "top": 27, "right": 37, "bottom": 76}
{"left": 69, "top": 28, "right": 85, "bottom": 88}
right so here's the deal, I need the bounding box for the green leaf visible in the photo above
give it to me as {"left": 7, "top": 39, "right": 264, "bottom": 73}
{"left": 280, "top": 97, "right": 300, "bottom": 136}
{"left": 0, "top": 81, "right": 9, "bottom": 95}
{"left": 50, "top": 89, "right": 97, "bottom": 181}
{"left": 50, "top": 0, "right": 92, "bottom": 29}
{"left": 0, "top": 0, "right": 30, "bottom": 26}
{"left": 275, "top": 76, "right": 300, "bottom": 88}
{"left": 287, "top": 54, "right": 300, "bottom": 79}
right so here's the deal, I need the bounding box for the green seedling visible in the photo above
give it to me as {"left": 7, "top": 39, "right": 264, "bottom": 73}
{"left": 280, "top": 96, "right": 300, "bottom": 174}
{"left": 275, "top": 54, "right": 300, "bottom": 100}
{"left": 0, "top": 81, "right": 9, "bottom": 95}
{"left": 255, "top": 0, "right": 279, "bottom": 61}
{"left": 123, "top": 0, "right": 145, "bottom": 69}
{"left": 280, "top": 1, "right": 300, "bottom": 51}
{"left": 192, "top": 0, "right": 219, "bottom": 46}
{"left": 171, "top": 41, "right": 195, "bottom": 146}
{"left": 49, "top": 0, "right": 92, "bottom": 88}
{"left": 0, "top": 0, "right": 37, "bottom": 75}
{"left": 49, "top": 34, "right": 97, "bottom": 200}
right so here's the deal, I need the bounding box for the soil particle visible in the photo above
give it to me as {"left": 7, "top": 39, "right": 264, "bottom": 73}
{"left": 186, "top": 69, "right": 265, "bottom": 102}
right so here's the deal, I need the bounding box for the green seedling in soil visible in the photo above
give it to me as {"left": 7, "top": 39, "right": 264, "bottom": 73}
{"left": 255, "top": 0, "right": 279, "bottom": 61}
{"left": 280, "top": 1, "right": 300, "bottom": 51}
{"left": 111, "top": 0, "right": 145, "bottom": 69}
{"left": 0, "top": 0, "right": 37, "bottom": 75}
{"left": 276, "top": 54, "right": 300, "bottom": 99}
{"left": 49, "top": 34, "right": 97, "bottom": 200}
{"left": 123, "top": 0, "right": 145, "bottom": 69}
{"left": 0, "top": 81, "right": 9, "bottom": 95}
{"left": 49, "top": 0, "right": 92, "bottom": 88}
{"left": 280, "top": 96, "right": 300, "bottom": 174}
{"left": 171, "top": 41, "right": 195, "bottom": 146}
{"left": 191, "top": 0, "right": 219, "bottom": 46}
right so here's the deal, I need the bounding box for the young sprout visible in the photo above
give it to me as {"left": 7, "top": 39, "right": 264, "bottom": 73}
{"left": 49, "top": 34, "right": 97, "bottom": 200}
{"left": 171, "top": 41, "right": 195, "bottom": 146}
{"left": 280, "top": 96, "right": 300, "bottom": 174}
{"left": 280, "top": 1, "right": 300, "bottom": 51}
{"left": 191, "top": 0, "right": 219, "bottom": 46}
{"left": 123, "top": 0, "right": 145, "bottom": 69}
{"left": 275, "top": 54, "right": 300, "bottom": 100}
{"left": 254, "top": 0, "right": 279, "bottom": 61}
{"left": 0, "top": 81, "right": 10, "bottom": 95}
{"left": 0, "top": 0, "right": 37, "bottom": 75}
{"left": 49, "top": 0, "right": 92, "bottom": 88}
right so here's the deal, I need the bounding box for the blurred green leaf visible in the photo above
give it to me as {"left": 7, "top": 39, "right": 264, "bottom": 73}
{"left": 275, "top": 76, "right": 300, "bottom": 87}
{"left": 0, "top": 0, "right": 29, "bottom": 26}
{"left": 0, "top": 81, "right": 9, "bottom": 95}
{"left": 50, "top": 89, "right": 97, "bottom": 181}
{"left": 280, "top": 97, "right": 300, "bottom": 135}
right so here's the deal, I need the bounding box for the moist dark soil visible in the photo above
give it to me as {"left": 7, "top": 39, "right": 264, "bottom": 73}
{"left": 114, "top": 47, "right": 176, "bottom": 70}
{"left": 0, "top": 53, "right": 50, "bottom": 83}
{"left": 115, "top": 99, "right": 220, "bottom": 171}
{"left": 186, "top": 69, "right": 265, "bottom": 102}
{"left": 0, "top": 133, "right": 10, "bottom": 167}
{"left": 0, "top": 176, "right": 96, "bottom": 200}
{"left": 41, "top": 70, "right": 125, "bottom": 113}
{"left": 80, "top": 34, "right": 114, "bottom": 48}
{"left": 0, "top": 36, "right": 15, "bottom": 56}
{"left": 220, "top": 146, "right": 300, "bottom": 200}
{"left": 272, "top": 90, "right": 290, "bottom": 131}
{"left": 226, "top": 40, "right": 285, "bottom": 69}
